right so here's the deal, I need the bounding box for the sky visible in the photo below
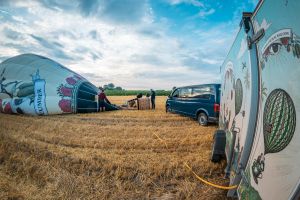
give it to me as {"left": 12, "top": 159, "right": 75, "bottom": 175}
{"left": 0, "top": 0, "right": 258, "bottom": 90}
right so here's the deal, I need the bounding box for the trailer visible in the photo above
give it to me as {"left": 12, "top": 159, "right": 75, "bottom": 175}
{"left": 211, "top": 0, "right": 300, "bottom": 199}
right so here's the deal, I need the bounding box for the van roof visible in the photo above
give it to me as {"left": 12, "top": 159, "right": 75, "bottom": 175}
{"left": 175, "top": 83, "right": 221, "bottom": 89}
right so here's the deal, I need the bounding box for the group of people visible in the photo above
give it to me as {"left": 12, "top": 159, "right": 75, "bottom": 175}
{"left": 97, "top": 88, "right": 156, "bottom": 111}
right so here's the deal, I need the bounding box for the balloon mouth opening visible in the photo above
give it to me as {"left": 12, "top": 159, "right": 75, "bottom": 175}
{"left": 75, "top": 81, "right": 99, "bottom": 113}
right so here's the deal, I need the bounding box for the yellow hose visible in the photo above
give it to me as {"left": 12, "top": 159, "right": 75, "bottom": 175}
{"left": 152, "top": 132, "right": 238, "bottom": 190}
{"left": 184, "top": 162, "right": 238, "bottom": 190}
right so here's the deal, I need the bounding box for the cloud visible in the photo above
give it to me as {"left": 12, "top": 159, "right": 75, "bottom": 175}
{"left": 0, "top": 1, "right": 11, "bottom": 6}
{"left": 0, "top": 0, "right": 250, "bottom": 89}
{"left": 166, "top": 0, "right": 204, "bottom": 7}
{"left": 78, "top": 0, "right": 99, "bottom": 16}
{"left": 40, "top": 0, "right": 78, "bottom": 12}
{"left": 189, "top": 22, "right": 238, "bottom": 68}
{"left": 198, "top": 8, "right": 215, "bottom": 17}
{"left": 3, "top": 27, "right": 24, "bottom": 40}
{"left": 131, "top": 66, "right": 220, "bottom": 89}
{"left": 138, "top": 28, "right": 162, "bottom": 38}
{"left": 0, "top": 9, "right": 10, "bottom": 15}
{"left": 31, "top": 34, "right": 61, "bottom": 49}
{"left": 81, "top": 72, "right": 109, "bottom": 84}
{"left": 78, "top": 0, "right": 152, "bottom": 24}
{"left": 89, "top": 30, "right": 99, "bottom": 40}
{"left": 99, "top": 0, "right": 150, "bottom": 24}
{"left": 28, "top": 0, "right": 152, "bottom": 25}
{"left": 130, "top": 54, "right": 165, "bottom": 66}
{"left": 30, "top": 34, "right": 73, "bottom": 60}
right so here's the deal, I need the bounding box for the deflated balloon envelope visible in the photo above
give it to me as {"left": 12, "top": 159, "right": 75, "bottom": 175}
{"left": 0, "top": 54, "right": 100, "bottom": 115}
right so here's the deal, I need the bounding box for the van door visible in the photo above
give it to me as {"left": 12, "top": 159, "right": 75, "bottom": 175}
{"left": 190, "top": 85, "right": 214, "bottom": 118}
{"left": 168, "top": 88, "right": 180, "bottom": 112}
{"left": 176, "top": 87, "right": 193, "bottom": 115}
{"left": 238, "top": 1, "right": 300, "bottom": 199}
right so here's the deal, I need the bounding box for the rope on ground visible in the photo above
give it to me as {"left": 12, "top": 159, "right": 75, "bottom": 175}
{"left": 153, "top": 132, "right": 238, "bottom": 190}
{"left": 184, "top": 162, "right": 238, "bottom": 190}
{"left": 153, "top": 133, "right": 168, "bottom": 149}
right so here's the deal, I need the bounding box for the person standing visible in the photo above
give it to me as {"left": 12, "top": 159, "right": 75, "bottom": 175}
{"left": 150, "top": 89, "right": 156, "bottom": 110}
{"left": 98, "top": 88, "right": 111, "bottom": 112}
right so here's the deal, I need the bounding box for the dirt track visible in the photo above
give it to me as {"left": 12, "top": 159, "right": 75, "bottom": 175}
{"left": 0, "top": 96, "right": 228, "bottom": 199}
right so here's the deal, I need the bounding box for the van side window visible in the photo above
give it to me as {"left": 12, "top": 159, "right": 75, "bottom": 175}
{"left": 172, "top": 89, "right": 179, "bottom": 97}
{"left": 179, "top": 88, "right": 192, "bottom": 98}
{"left": 191, "top": 86, "right": 213, "bottom": 99}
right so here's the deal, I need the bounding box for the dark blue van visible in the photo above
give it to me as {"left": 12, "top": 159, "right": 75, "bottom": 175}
{"left": 165, "top": 84, "right": 221, "bottom": 126}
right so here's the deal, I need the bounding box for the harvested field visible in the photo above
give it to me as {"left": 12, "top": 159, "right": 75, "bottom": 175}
{"left": 0, "top": 96, "right": 229, "bottom": 200}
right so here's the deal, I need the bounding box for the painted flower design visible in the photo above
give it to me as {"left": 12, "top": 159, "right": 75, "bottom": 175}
{"left": 66, "top": 77, "right": 77, "bottom": 85}
{"left": 59, "top": 86, "right": 72, "bottom": 97}
{"left": 59, "top": 99, "right": 72, "bottom": 113}
{"left": 4, "top": 102, "right": 12, "bottom": 114}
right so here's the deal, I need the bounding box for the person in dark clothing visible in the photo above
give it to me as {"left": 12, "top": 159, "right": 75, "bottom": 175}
{"left": 98, "top": 88, "right": 111, "bottom": 112}
{"left": 150, "top": 89, "right": 156, "bottom": 110}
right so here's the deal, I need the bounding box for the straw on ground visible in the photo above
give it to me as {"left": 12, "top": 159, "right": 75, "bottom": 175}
{"left": 0, "top": 96, "right": 228, "bottom": 199}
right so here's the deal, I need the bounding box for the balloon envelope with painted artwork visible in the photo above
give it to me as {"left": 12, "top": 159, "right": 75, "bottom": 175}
{"left": 0, "top": 54, "right": 102, "bottom": 115}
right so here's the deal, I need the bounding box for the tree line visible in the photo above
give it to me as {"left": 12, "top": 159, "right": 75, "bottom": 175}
{"left": 99, "top": 83, "right": 171, "bottom": 96}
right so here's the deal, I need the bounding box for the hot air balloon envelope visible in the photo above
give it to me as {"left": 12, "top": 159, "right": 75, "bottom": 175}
{"left": 0, "top": 54, "right": 103, "bottom": 115}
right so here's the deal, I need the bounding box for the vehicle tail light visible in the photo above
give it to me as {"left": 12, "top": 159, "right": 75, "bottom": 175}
{"left": 214, "top": 103, "right": 220, "bottom": 112}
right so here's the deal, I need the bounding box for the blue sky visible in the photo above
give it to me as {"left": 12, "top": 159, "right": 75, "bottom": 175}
{"left": 0, "top": 0, "right": 257, "bottom": 89}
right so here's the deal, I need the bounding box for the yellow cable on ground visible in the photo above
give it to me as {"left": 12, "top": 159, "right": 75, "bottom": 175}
{"left": 152, "top": 132, "right": 237, "bottom": 190}
{"left": 153, "top": 133, "right": 168, "bottom": 149}
{"left": 184, "top": 162, "right": 238, "bottom": 190}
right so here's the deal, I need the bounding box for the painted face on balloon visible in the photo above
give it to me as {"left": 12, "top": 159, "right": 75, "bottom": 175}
{"left": 262, "top": 29, "right": 300, "bottom": 62}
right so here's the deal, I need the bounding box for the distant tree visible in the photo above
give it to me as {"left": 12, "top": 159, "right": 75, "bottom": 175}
{"left": 103, "top": 84, "right": 109, "bottom": 90}
{"left": 115, "top": 86, "right": 122, "bottom": 90}
{"left": 107, "top": 83, "right": 115, "bottom": 89}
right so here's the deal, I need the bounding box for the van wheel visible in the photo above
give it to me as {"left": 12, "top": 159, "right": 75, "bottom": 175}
{"left": 198, "top": 113, "right": 208, "bottom": 126}
{"left": 166, "top": 105, "right": 170, "bottom": 113}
